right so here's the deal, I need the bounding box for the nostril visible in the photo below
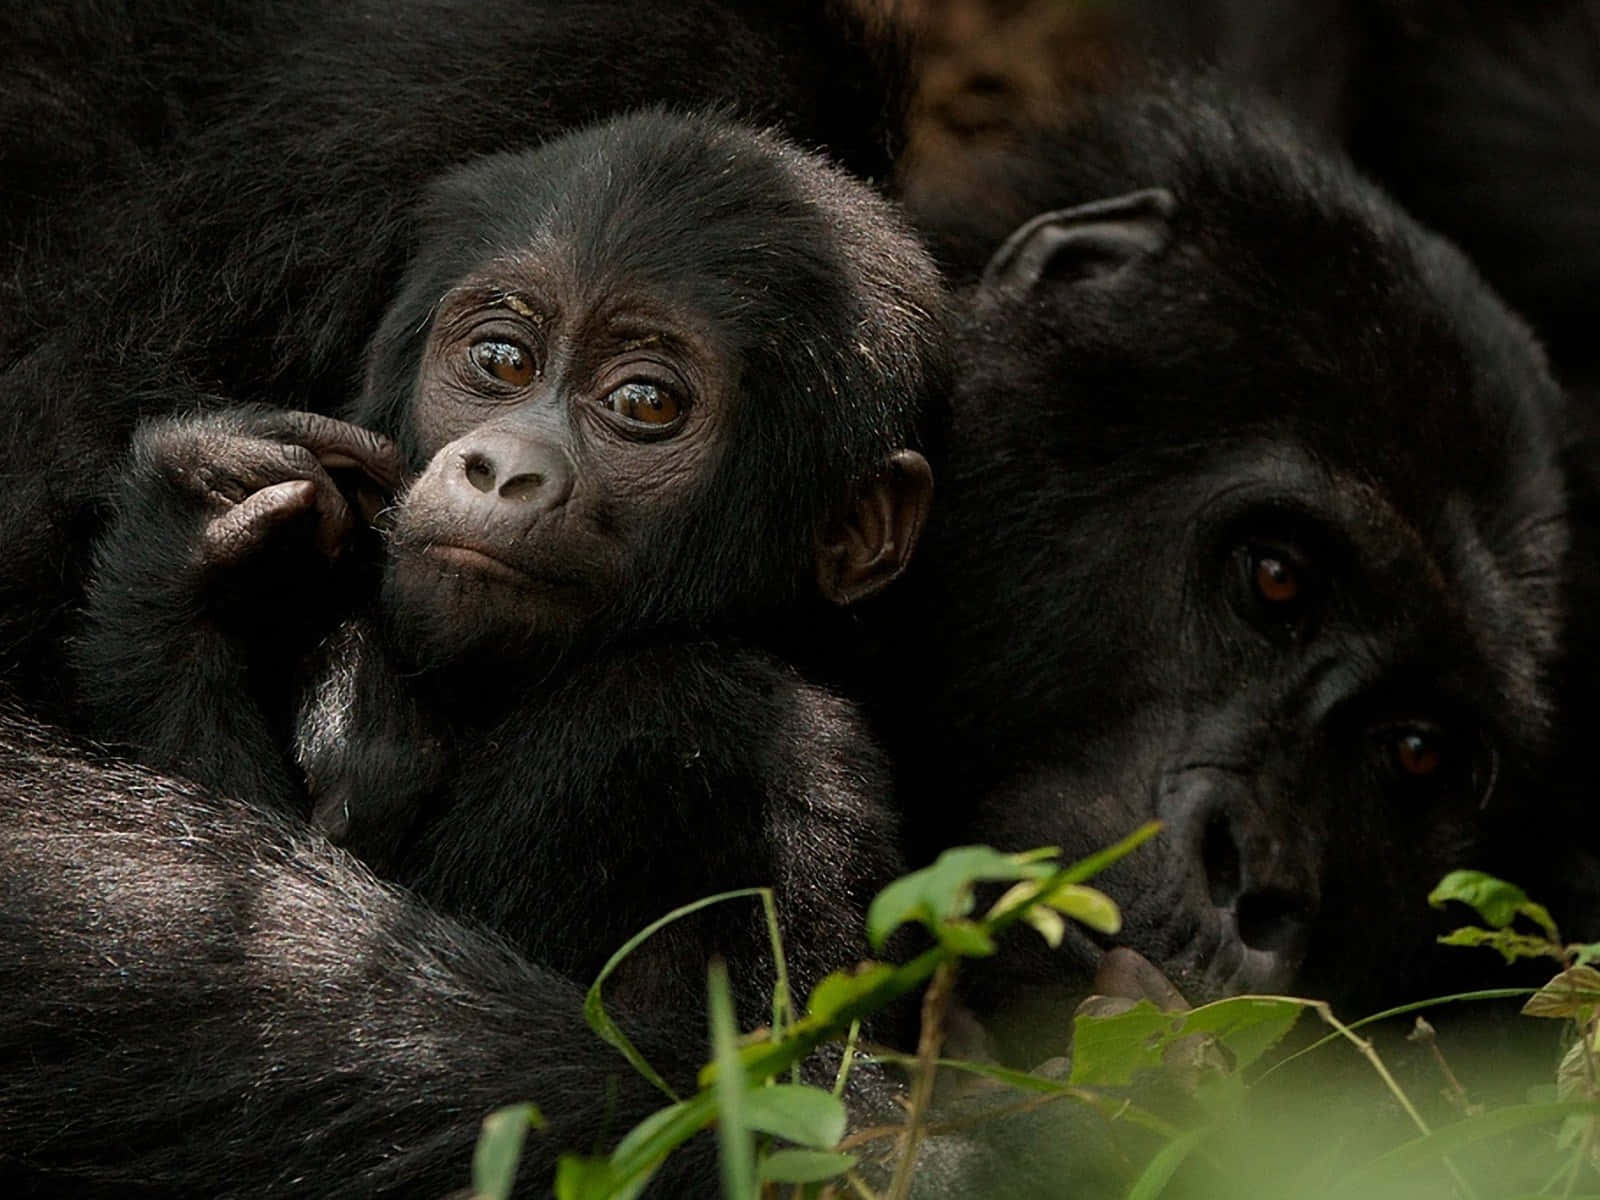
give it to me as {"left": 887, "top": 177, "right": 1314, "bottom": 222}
{"left": 1202, "top": 814, "right": 1241, "bottom": 909}
{"left": 498, "top": 472, "right": 544, "bottom": 501}
{"left": 462, "top": 453, "right": 496, "bottom": 494}
{"left": 964, "top": 71, "right": 1013, "bottom": 99}
{"left": 1235, "top": 889, "right": 1310, "bottom": 956}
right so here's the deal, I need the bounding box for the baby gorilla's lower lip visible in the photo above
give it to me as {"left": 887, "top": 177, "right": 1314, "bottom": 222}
{"left": 423, "top": 543, "right": 541, "bottom": 589}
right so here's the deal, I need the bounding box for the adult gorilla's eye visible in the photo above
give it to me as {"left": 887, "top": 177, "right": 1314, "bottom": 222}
{"left": 470, "top": 340, "right": 536, "bottom": 387}
{"left": 1392, "top": 729, "right": 1443, "bottom": 777}
{"left": 604, "top": 381, "right": 683, "bottom": 426}
{"left": 1233, "top": 539, "right": 1321, "bottom": 640}
{"left": 1253, "top": 553, "right": 1299, "bottom": 604}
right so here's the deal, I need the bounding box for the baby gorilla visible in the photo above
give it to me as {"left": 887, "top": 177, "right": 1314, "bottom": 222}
{"left": 75, "top": 110, "right": 947, "bottom": 1027}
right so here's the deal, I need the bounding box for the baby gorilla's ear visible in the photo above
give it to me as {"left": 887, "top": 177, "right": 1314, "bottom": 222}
{"left": 815, "top": 449, "right": 933, "bottom": 605}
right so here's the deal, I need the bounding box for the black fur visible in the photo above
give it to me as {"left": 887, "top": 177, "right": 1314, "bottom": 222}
{"left": 886, "top": 78, "right": 1570, "bottom": 1061}
{"left": 1346, "top": 0, "right": 1600, "bottom": 386}
{"left": 0, "top": 701, "right": 724, "bottom": 1196}
{"left": 0, "top": 0, "right": 908, "bottom": 712}
{"left": 72, "top": 110, "right": 944, "bottom": 1069}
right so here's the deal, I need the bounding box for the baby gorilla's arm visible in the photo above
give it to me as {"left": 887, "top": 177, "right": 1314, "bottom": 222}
{"left": 74, "top": 405, "right": 400, "bottom": 807}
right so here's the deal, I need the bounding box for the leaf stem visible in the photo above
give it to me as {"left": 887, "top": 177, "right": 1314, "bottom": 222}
{"left": 1313, "top": 1001, "right": 1478, "bottom": 1200}
{"left": 886, "top": 961, "right": 956, "bottom": 1200}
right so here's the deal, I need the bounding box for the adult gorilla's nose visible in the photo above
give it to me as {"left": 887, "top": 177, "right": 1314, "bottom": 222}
{"left": 1159, "top": 768, "right": 1319, "bottom": 966}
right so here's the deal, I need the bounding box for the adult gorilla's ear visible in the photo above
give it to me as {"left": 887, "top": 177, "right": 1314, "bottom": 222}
{"left": 816, "top": 449, "right": 933, "bottom": 605}
{"left": 981, "top": 187, "right": 1177, "bottom": 297}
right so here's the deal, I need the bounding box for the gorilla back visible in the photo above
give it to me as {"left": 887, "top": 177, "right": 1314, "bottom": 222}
{"left": 0, "top": 702, "right": 723, "bottom": 1197}
{"left": 888, "top": 78, "right": 1568, "bottom": 1049}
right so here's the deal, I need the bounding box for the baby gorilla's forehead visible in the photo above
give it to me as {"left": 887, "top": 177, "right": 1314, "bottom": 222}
{"left": 437, "top": 270, "right": 727, "bottom": 370}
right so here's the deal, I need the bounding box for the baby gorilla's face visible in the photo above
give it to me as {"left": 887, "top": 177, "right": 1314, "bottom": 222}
{"left": 351, "top": 111, "right": 947, "bottom": 678}
{"left": 379, "top": 272, "right": 730, "bottom": 669}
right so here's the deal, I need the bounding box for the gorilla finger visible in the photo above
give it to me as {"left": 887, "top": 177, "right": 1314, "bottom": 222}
{"left": 301, "top": 464, "right": 358, "bottom": 560}
{"left": 206, "top": 441, "right": 358, "bottom": 558}
{"left": 1091, "top": 948, "right": 1190, "bottom": 1013}
{"left": 188, "top": 437, "right": 328, "bottom": 504}
{"left": 274, "top": 411, "right": 405, "bottom": 494}
{"left": 202, "top": 481, "right": 319, "bottom": 569}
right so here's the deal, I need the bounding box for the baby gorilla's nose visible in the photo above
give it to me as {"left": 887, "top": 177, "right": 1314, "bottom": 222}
{"left": 450, "top": 433, "right": 573, "bottom": 514}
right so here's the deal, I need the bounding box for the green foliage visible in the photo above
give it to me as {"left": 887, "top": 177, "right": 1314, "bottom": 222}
{"left": 1430, "top": 870, "right": 1558, "bottom": 938}
{"left": 1070, "top": 995, "right": 1304, "bottom": 1089}
{"left": 471, "top": 1103, "right": 546, "bottom": 1200}
{"left": 583, "top": 886, "right": 773, "bottom": 1101}
{"left": 473, "top": 851, "right": 1600, "bottom": 1200}
{"left": 1430, "top": 869, "right": 1563, "bottom": 964}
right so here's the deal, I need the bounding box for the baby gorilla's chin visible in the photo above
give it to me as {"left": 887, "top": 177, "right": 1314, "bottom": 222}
{"left": 380, "top": 545, "right": 593, "bottom": 672}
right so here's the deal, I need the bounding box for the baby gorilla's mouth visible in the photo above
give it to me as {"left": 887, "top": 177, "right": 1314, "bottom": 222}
{"left": 422, "top": 542, "right": 542, "bottom": 589}
{"left": 381, "top": 540, "right": 596, "bottom": 670}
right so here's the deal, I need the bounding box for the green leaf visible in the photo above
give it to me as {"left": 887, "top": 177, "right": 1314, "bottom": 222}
{"left": 553, "top": 1154, "right": 659, "bottom": 1200}
{"left": 1023, "top": 904, "right": 1066, "bottom": 948}
{"left": 757, "top": 1149, "right": 858, "bottom": 1184}
{"left": 1070, "top": 996, "right": 1304, "bottom": 1088}
{"left": 992, "top": 879, "right": 1123, "bottom": 937}
{"left": 1126, "top": 1125, "right": 1209, "bottom": 1200}
{"left": 1429, "top": 870, "right": 1529, "bottom": 927}
{"left": 585, "top": 887, "right": 770, "bottom": 1100}
{"left": 1043, "top": 883, "right": 1122, "bottom": 935}
{"left": 1178, "top": 996, "right": 1305, "bottom": 1073}
{"left": 866, "top": 845, "right": 1054, "bottom": 951}
{"left": 563, "top": 1094, "right": 717, "bottom": 1200}
{"left": 1521, "top": 899, "right": 1560, "bottom": 941}
{"left": 989, "top": 878, "right": 1050, "bottom": 923}
{"left": 473, "top": 1103, "right": 545, "bottom": 1200}
{"left": 706, "top": 950, "right": 946, "bottom": 1091}
{"left": 1437, "top": 925, "right": 1556, "bottom": 965}
{"left": 806, "top": 962, "right": 900, "bottom": 1024}
{"left": 708, "top": 962, "right": 756, "bottom": 1200}
{"left": 1069, "top": 1001, "right": 1181, "bottom": 1087}
{"left": 1524, "top": 965, "right": 1600, "bottom": 1019}
{"left": 611, "top": 1098, "right": 706, "bottom": 1165}
{"left": 553, "top": 1154, "right": 619, "bottom": 1200}
{"left": 1575, "top": 942, "right": 1600, "bottom": 968}
{"left": 1428, "top": 870, "right": 1558, "bottom": 940}
{"left": 742, "top": 1085, "right": 847, "bottom": 1149}
{"left": 934, "top": 918, "right": 997, "bottom": 957}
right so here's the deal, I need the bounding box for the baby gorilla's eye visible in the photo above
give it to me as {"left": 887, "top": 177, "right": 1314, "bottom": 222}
{"left": 469, "top": 339, "right": 536, "bottom": 387}
{"left": 604, "top": 381, "right": 683, "bottom": 426}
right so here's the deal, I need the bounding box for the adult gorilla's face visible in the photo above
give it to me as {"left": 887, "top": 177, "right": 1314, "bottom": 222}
{"left": 887, "top": 114, "right": 1566, "bottom": 1051}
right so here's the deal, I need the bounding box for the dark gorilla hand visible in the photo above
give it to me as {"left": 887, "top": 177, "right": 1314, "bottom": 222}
{"left": 77, "top": 406, "right": 402, "bottom": 805}
{"left": 159, "top": 410, "right": 399, "bottom": 569}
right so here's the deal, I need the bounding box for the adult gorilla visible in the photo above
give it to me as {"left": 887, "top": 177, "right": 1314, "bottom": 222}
{"left": 881, "top": 77, "right": 1575, "bottom": 1064}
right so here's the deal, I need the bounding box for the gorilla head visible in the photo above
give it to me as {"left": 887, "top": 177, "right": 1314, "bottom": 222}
{"left": 884, "top": 80, "right": 1567, "bottom": 1054}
